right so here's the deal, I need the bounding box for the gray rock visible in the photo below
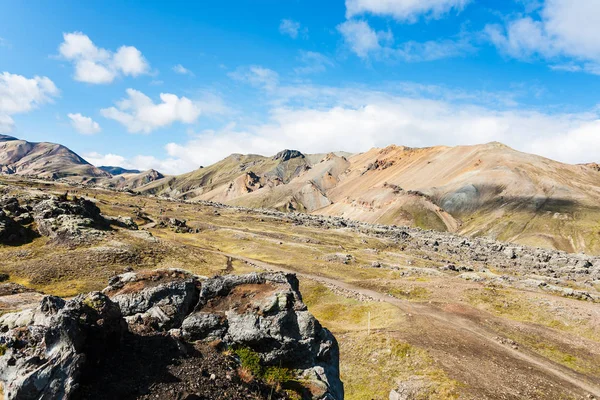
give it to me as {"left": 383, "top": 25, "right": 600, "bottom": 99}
{"left": 32, "top": 196, "right": 108, "bottom": 244}
{"left": 0, "top": 292, "right": 124, "bottom": 400}
{"left": 102, "top": 269, "right": 200, "bottom": 332}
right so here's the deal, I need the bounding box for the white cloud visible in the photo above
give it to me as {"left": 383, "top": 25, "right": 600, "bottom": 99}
{"left": 338, "top": 19, "right": 472, "bottom": 61}
{"left": 346, "top": 0, "right": 470, "bottom": 22}
{"left": 59, "top": 32, "right": 150, "bottom": 84}
{"left": 172, "top": 64, "right": 194, "bottom": 76}
{"left": 486, "top": 0, "right": 600, "bottom": 74}
{"left": 67, "top": 113, "right": 101, "bottom": 135}
{"left": 229, "top": 66, "right": 279, "bottom": 90}
{"left": 83, "top": 151, "right": 192, "bottom": 175}
{"left": 337, "top": 20, "right": 383, "bottom": 58}
{"left": 279, "top": 19, "right": 306, "bottom": 39}
{"left": 0, "top": 72, "right": 59, "bottom": 133}
{"left": 294, "top": 51, "right": 334, "bottom": 74}
{"left": 126, "top": 83, "right": 600, "bottom": 173}
{"left": 100, "top": 88, "right": 225, "bottom": 133}
{"left": 394, "top": 37, "right": 474, "bottom": 62}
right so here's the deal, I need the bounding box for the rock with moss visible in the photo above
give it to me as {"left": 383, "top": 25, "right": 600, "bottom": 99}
{"left": 0, "top": 270, "right": 343, "bottom": 400}
{"left": 32, "top": 196, "right": 109, "bottom": 244}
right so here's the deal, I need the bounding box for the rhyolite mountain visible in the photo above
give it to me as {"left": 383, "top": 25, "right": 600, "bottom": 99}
{"left": 2, "top": 135, "right": 600, "bottom": 253}
{"left": 0, "top": 135, "right": 162, "bottom": 189}
{"left": 0, "top": 135, "right": 109, "bottom": 179}
{"left": 137, "top": 143, "right": 600, "bottom": 254}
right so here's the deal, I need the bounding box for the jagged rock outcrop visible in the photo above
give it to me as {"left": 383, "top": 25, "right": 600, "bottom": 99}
{"left": 0, "top": 197, "right": 34, "bottom": 245}
{"left": 273, "top": 150, "right": 305, "bottom": 162}
{"left": 179, "top": 272, "right": 343, "bottom": 400}
{"left": 0, "top": 270, "right": 343, "bottom": 400}
{"left": 0, "top": 292, "right": 125, "bottom": 399}
{"left": 32, "top": 196, "right": 109, "bottom": 244}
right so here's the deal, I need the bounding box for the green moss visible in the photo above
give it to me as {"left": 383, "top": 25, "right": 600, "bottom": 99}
{"left": 234, "top": 347, "right": 295, "bottom": 389}
{"left": 0, "top": 344, "right": 7, "bottom": 357}
{"left": 234, "top": 347, "right": 262, "bottom": 377}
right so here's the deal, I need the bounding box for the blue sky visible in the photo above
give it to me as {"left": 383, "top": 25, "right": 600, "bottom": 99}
{"left": 1, "top": 0, "right": 600, "bottom": 174}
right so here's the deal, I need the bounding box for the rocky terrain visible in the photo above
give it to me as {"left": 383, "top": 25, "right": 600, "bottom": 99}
{"left": 0, "top": 157, "right": 600, "bottom": 398}
{"left": 0, "top": 269, "right": 342, "bottom": 399}
{"left": 134, "top": 142, "right": 600, "bottom": 254}
{"left": 4, "top": 135, "right": 600, "bottom": 254}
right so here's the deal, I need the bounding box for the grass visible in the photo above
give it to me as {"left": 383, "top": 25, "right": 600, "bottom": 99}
{"left": 501, "top": 330, "right": 600, "bottom": 377}
{"left": 301, "top": 281, "right": 458, "bottom": 399}
{"left": 233, "top": 347, "right": 296, "bottom": 393}
{"left": 3, "top": 177, "right": 599, "bottom": 398}
{"left": 339, "top": 332, "right": 459, "bottom": 400}
{"left": 466, "top": 286, "right": 600, "bottom": 343}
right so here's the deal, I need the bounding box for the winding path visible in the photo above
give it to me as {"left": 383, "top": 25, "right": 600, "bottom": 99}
{"left": 205, "top": 248, "right": 600, "bottom": 397}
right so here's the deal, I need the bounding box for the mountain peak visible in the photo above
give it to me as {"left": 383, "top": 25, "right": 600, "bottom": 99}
{"left": 273, "top": 149, "right": 305, "bottom": 162}
{"left": 0, "top": 135, "right": 19, "bottom": 142}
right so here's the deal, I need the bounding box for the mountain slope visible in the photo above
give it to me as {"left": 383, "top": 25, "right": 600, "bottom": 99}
{"left": 136, "top": 142, "right": 600, "bottom": 253}
{"left": 0, "top": 135, "right": 109, "bottom": 179}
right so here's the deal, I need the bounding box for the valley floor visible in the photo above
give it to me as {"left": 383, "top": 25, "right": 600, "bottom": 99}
{"left": 0, "top": 177, "right": 599, "bottom": 399}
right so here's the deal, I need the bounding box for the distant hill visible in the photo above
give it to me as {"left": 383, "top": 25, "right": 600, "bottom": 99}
{"left": 3, "top": 133, "right": 600, "bottom": 253}
{"left": 99, "top": 166, "right": 141, "bottom": 175}
{"left": 136, "top": 143, "right": 600, "bottom": 254}
{"left": 0, "top": 135, "right": 109, "bottom": 180}
{"left": 99, "top": 169, "right": 165, "bottom": 190}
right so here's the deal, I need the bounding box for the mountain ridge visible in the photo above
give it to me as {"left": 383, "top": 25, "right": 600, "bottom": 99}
{"left": 2, "top": 135, "right": 600, "bottom": 253}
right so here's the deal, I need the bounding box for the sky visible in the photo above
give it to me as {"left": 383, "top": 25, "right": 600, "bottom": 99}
{"left": 1, "top": 0, "right": 600, "bottom": 174}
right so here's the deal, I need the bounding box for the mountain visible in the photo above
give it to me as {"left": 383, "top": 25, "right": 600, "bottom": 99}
{"left": 99, "top": 169, "right": 165, "bottom": 190}
{"left": 137, "top": 142, "right": 600, "bottom": 254}
{"left": 98, "top": 166, "right": 141, "bottom": 175}
{"left": 0, "top": 135, "right": 109, "bottom": 179}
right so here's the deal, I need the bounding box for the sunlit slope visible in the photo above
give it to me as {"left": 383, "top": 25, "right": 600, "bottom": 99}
{"left": 135, "top": 142, "right": 600, "bottom": 253}
{"left": 319, "top": 142, "right": 600, "bottom": 252}
{"left": 0, "top": 135, "right": 109, "bottom": 179}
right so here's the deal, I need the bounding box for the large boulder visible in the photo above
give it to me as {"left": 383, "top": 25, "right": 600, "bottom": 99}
{"left": 32, "top": 196, "right": 108, "bottom": 244}
{"left": 0, "top": 270, "right": 343, "bottom": 400}
{"left": 0, "top": 293, "right": 124, "bottom": 400}
{"left": 179, "top": 272, "right": 343, "bottom": 400}
{"left": 102, "top": 269, "right": 201, "bottom": 333}
{"left": 0, "top": 211, "right": 29, "bottom": 245}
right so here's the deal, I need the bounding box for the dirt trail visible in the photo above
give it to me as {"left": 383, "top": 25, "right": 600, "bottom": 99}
{"left": 205, "top": 249, "right": 600, "bottom": 398}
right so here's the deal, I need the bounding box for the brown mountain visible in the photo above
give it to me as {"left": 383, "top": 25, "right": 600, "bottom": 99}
{"left": 137, "top": 143, "right": 600, "bottom": 254}
{"left": 0, "top": 135, "right": 109, "bottom": 180}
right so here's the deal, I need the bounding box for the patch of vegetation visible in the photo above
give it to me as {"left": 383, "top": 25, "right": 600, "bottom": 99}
{"left": 503, "top": 331, "right": 600, "bottom": 377}
{"left": 466, "top": 287, "right": 600, "bottom": 342}
{"left": 233, "top": 347, "right": 296, "bottom": 392}
{"left": 339, "top": 332, "right": 459, "bottom": 400}
{"left": 0, "top": 344, "right": 7, "bottom": 356}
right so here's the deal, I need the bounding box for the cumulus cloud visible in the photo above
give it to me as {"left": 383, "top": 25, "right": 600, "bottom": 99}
{"left": 172, "top": 64, "right": 194, "bottom": 76}
{"left": 100, "top": 88, "right": 213, "bottom": 133}
{"left": 279, "top": 19, "right": 306, "bottom": 39}
{"left": 486, "top": 0, "right": 600, "bottom": 74}
{"left": 67, "top": 113, "right": 101, "bottom": 135}
{"left": 59, "top": 32, "right": 150, "bottom": 84}
{"left": 83, "top": 151, "right": 188, "bottom": 175}
{"left": 102, "top": 82, "right": 600, "bottom": 174}
{"left": 0, "top": 72, "right": 59, "bottom": 133}
{"left": 345, "top": 0, "right": 470, "bottom": 22}
{"left": 229, "top": 66, "right": 279, "bottom": 90}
